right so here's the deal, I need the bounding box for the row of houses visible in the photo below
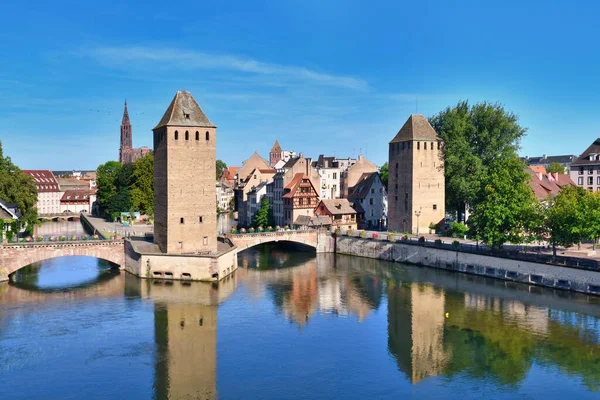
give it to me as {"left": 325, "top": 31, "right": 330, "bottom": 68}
{"left": 220, "top": 142, "right": 388, "bottom": 230}
{"left": 22, "top": 170, "right": 97, "bottom": 215}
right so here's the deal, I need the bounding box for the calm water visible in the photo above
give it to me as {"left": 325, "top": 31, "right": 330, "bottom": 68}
{"left": 1, "top": 244, "right": 599, "bottom": 399}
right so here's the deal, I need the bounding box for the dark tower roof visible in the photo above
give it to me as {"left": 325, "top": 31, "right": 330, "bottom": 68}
{"left": 390, "top": 114, "right": 440, "bottom": 143}
{"left": 153, "top": 90, "right": 216, "bottom": 130}
{"left": 122, "top": 100, "right": 131, "bottom": 125}
{"left": 271, "top": 140, "right": 282, "bottom": 152}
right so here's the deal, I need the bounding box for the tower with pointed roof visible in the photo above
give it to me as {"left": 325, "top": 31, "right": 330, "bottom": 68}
{"left": 119, "top": 100, "right": 133, "bottom": 163}
{"left": 153, "top": 90, "right": 217, "bottom": 254}
{"left": 388, "top": 114, "right": 445, "bottom": 234}
{"left": 269, "top": 140, "right": 283, "bottom": 167}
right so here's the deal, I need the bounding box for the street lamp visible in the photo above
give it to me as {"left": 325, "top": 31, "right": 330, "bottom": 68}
{"left": 414, "top": 210, "right": 422, "bottom": 236}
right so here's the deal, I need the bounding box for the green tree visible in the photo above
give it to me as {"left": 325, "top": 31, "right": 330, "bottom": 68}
{"left": 96, "top": 161, "right": 122, "bottom": 215}
{"left": 546, "top": 162, "right": 565, "bottom": 175}
{"left": 467, "top": 157, "right": 536, "bottom": 250}
{"left": 252, "top": 197, "right": 270, "bottom": 228}
{"left": 216, "top": 159, "right": 227, "bottom": 180}
{"left": 0, "top": 141, "right": 38, "bottom": 235}
{"left": 429, "top": 101, "right": 527, "bottom": 219}
{"left": 583, "top": 191, "right": 600, "bottom": 249}
{"left": 130, "top": 153, "right": 154, "bottom": 216}
{"left": 379, "top": 162, "right": 388, "bottom": 189}
{"left": 543, "top": 185, "right": 586, "bottom": 256}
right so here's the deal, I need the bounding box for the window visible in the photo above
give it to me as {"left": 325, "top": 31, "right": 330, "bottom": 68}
{"left": 588, "top": 177, "right": 593, "bottom": 185}
{"left": 590, "top": 167, "right": 595, "bottom": 174}
{"left": 206, "top": 131, "right": 209, "bottom": 141}
{"left": 174, "top": 130, "right": 179, "bottom": 140}
{"left": 579, "top": 177, "right": 584, "bottom": 185}
{"left": 417, "top": 142, "right": 420, "bottom": 150}
{"left": 203, "top": 236, "right": 208, "bottom": 246}
{"left": 199, "top": 216, "right": 203, "bottom": 223}
{"left": 597, "top": 176, "right": 600, "bottom": 185}
{"left": 180, "top": 217, "right": 184, "bottom": 224}
{"left": 185, "top": 131, "right": 189, "bottom": 140}
{"left": 369, "top": 198, "right": 374, "bottom": 205}
{"left": 178, "top": 241, "right": 183, "bottom": 248}
{"left": 579, "top": 167, "right": 584, "bottom": 175}
{"left": 431, "top": 142, "right": 434, "bottom": 150}
{"left": 196, "top": 131, "right": 199, "bottom": 140}
{"left": 401, "top": 143, "right": 405, "bottom": 150}
{"left": 333, "top": 172, "right": 337, "bottom": 179}
{"left": 371, "top": 188, "right": 375, "bottom": 194}
{"left": 437, "top": 142, "right": 441, "bottom": 150}
{"left": 433, "top": 204, "right": 437, "bottom": 210}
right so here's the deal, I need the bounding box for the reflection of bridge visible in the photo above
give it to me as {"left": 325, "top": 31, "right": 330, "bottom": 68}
{"left": 226, "top": 230, "right": 334, "bottom": 253}
{"left": 39, "top": 214, "right": 81, "bottom": 221}
{"left": 0, "top": 241, "right": 124, "bottom": 282}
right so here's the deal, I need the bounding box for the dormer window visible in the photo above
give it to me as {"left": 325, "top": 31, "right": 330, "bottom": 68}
{"left": 184, "top": 112, "right": 190, "bottom": 120}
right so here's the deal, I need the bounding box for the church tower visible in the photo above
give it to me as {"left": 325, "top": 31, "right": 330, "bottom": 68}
{"left": 269, "top": 140, "right": 283, "bottom": 167}
{"left": 388, "top": 114, "right": 445, "bottom": 234}
{"left": 153, "top": 91, "right": 217, "bottom": 254}
{"left": 119, "top": 100, "right": 133, "bottom": 164}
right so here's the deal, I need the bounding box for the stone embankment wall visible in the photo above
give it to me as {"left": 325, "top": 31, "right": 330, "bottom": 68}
{"left": 335, "top": 236, "right": 600, "bottom": 295}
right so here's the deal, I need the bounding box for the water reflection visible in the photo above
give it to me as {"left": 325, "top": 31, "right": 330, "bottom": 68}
{"left": 0, "top": 248, "right": 599, "bottom": 398}
{"left": 34, "top": 220, "right": 86, "bottom": 236}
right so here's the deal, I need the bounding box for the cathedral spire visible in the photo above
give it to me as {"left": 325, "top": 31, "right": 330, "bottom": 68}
{"left": 122, "top": 100, "right": 131, "bottom": 125}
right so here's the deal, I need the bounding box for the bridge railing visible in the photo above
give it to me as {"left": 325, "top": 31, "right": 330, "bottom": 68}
{"left": 3, "top": 234, "right": 114, "bottom": 245}
{"left": 228, "top": 226, "right": 322, "bottom": 235}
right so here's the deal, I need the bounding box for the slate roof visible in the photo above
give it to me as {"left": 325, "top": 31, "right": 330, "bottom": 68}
{"left": 524, "top": 154, "right": 578, "bottom": 166}
{"left": 0, "top": 198, "right": 20, "bottom": 219}
{"left": 294, "top": 215, "right": 332, "bottom": 226}
{"left": 282, "top": 156, "right": 300, "bottom": 170}
{"left": 571, "top": 139, "right": 600, "bottom": 166}
{"left": 348, "top": 172, "right": 380, "bottom": 200}
{"left": 318, "top": 199, "right": 357, "bottom": 215}
{"left": 61, "top": 190, "right": 95, "bottom": 202}
{"left": 153, "top": 90, "right": 216, "bottom": 130}
{"left": 390, "top": 114, "right": 440, "bottom": 143}
{"left": 23, "top": 170, "right": 60, "bottom": 192}
{"left": 314, "top": 155, "right": 337, "bottom": 169}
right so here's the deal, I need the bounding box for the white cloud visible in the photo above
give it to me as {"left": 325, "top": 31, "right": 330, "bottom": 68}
{"left": 83, "top": 46, "right": 369, "bottom": 91}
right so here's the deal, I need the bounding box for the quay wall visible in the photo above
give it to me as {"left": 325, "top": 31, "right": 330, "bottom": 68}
{"left": 335, "top": 236, "right": 600, "bottom": 295}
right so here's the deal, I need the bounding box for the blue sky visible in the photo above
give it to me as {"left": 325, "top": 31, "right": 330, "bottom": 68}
{"left": 1, "top": 0, "right": 600, "bottom": 170}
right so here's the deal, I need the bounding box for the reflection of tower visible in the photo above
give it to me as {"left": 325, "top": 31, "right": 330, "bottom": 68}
{"left": 154, "top": 304, "right": 217, "bottom": 399}
{"left": 387, "top": 283, "right": 448, "bottom": 384}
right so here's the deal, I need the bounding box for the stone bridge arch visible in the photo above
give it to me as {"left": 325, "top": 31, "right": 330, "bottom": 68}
{"left": 226, "top": 230, "right": 334, "bottom": 253}
{"left": 0, "top": 241, "right": 125, "bottom": 282}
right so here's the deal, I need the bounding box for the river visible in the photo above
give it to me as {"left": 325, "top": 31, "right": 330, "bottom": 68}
{"left": 0, "top": 243, "right": 599, "bottom": 399}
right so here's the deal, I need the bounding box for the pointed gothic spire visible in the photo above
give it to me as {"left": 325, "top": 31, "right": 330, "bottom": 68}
{"left": 271, "top": 140, "right": 282, "bottom": 152}
{"left": 122, "top": 100, "right": 131, "bottom": 125}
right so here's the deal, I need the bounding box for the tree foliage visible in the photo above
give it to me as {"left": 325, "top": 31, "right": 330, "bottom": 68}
{"left": 0, "top": 141, "right": 38, "bottom": 235}
{"left": 379, "top": 162, "right": 388, "bottom": 189}
{"left": 543, "top": 185, "right": 587, "bottom": 254}
{"left": 252, "top": 196, "right": 270, "bottom": 228}
{"left": 546, "top": 162, "right": 566, "bottom": 175}
{"left": 216, "top": 159, "right": 227, "bottom": 180}
{"left": 467, "top": 157, "right": 536, "bottom": 249}
{"left": 130, "top": 153, "right": 154, "bottom": 216}
{"left": 429, "top": 101, "right": 527, "bottom": 218}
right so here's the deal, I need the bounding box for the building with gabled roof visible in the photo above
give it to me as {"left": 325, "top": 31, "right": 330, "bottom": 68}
{"left": 526, "top": 168, "right": 574, "bottom": 200}
{"left": 236, "top": 152, "right": 269, "bottom": 186}
{"left": 22, "top": 170, "right": 61, "bottom": 215}
{"left": 569, "top": 138, "right": 600, "bottom": 191}
{"left": 315, "top": 198, "right": 358, "bottom": 230}
{"left": 388, "top": 114, "right": 445, "bottom": 234}
{"left": 282, "top": 173, "right": 319, "bottom": 227}
{"left": 348, "top": 172, "right": 387, "bottom": 230}
{"left": 340, "top": 155, "right": 378, "bottom": 198}
{"left": 60, "top": 189, "right": 96, "bottom": 213}
{"left": 153, "top": 90, "right": 218, "bottom": 254}
{"left": 0, "top": 198, "right": 20, "bottom": 221}
{"left": 269, "top": 140, "right": 297, "bottom": 168}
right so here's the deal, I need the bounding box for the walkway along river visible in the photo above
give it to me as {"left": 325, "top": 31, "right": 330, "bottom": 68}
{"left": 0, "top": 243, "right": 598, "bottom": 399}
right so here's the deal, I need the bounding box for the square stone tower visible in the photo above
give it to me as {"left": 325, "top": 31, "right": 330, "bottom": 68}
{"left": 388, "top": 114, "right": 445, "bottom": 234}
{"left": 153, "top": 91, "right": 217, "bottom": 254}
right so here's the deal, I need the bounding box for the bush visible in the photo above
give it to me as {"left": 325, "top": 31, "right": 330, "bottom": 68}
{"left": 91, "top": 234, "right": 100, "bottom": 240}
{"left": 23, "top": 236, "right": 32, "bottom": 242}
{"left": 275, "top": 225, "right": 281, "bottom": 231}
{"left": 334, "top": 228, "right": 341, "bottom": 235}
{"left": 452, "top": 240, "right": 460, "bottom": 250}
{"left": 388, "top": 233, "right": 395, "bottom": 241}
{"left": 346, "top": 229, "right": 353, "bottom": 236}
{"left": 401, "top": 234, "right": 408, "bottom": 241}
{"left": 6, "top": 230, "right": 14, "bottom": 242}
{"left": 70, "top": 235, "right": 78, "bottom": 241}
{"left": 35, "top": 236, "right": 44, "bottom": 242}
{"left": 258, "top": 226, "right": 264, "bottom": 232}
{"left": 429, "top": 222, "right": 437, "bottom": 230}
{"left": 231, "top": 227, "right": 237, "bottom": 234}
{"left": 267, "top": 226, "right": 273, "bottom": 231}
{"left": 418, "top": 236, "right": 426, "bottom": 245}
{"left": 240, "top": 228, "right": 246, "bottom": 234}
{"left": 49, "top": 236, "right": 57, "bottom": 242}
{"left": 372, "top": 232, "right": 379, "bottom": 239}
{"left": 448, "top": 222, "right": 468, "bottom": 238}
{"left": 81, "top": 235, "right": 89, "bottom": 240}
{"left": 435, "top": 239, "right": 442, "bottom": 246}
{"left": 360, "top": 231, "right": 366, "bottom": 238}
{"left": 59, "top": 236, "right": 66, "bottom": 241}
{"left": 248, "top": 227, "right": 255, "bottom": 233}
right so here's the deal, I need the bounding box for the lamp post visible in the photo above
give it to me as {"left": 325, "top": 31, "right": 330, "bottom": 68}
{"left": 415, "top": 210, "right": 422, "bottom": 236}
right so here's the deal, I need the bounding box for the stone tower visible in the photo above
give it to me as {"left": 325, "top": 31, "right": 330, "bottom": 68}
{"left": 388, "top": 114, "right": 444, "bottom": 234}
{"left": 153, "top": 91, "right": 217, "bottom": 254}
{"left": 119, "top": 100, "right": 132, "bottom": 164}
{"left": 269, "top": 140, "right": 283, "bottom": 167}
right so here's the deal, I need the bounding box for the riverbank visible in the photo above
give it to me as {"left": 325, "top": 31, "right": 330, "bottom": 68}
{"left": 80, "top": 214, "right": 153, "bottom": 240}
{"left": 334, "top": 235, "right": 600, "bottom": 296}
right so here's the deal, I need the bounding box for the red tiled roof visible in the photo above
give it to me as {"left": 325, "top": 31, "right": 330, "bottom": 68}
{"left": 529, "top": 165, "right": 546, "bottom": 174}
{"left": 22, "top": 170, "right": 60, "bottom": 192}
{"left": 526, "top": 168, "right": 574, "bottom": 200}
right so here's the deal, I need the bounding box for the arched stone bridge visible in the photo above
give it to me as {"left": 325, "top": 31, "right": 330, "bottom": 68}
{"left": 226, "top": 230, "right": 334, "bottom": 254}
{"left": 0, "top": 241, "right": 125, "bottom": 282}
